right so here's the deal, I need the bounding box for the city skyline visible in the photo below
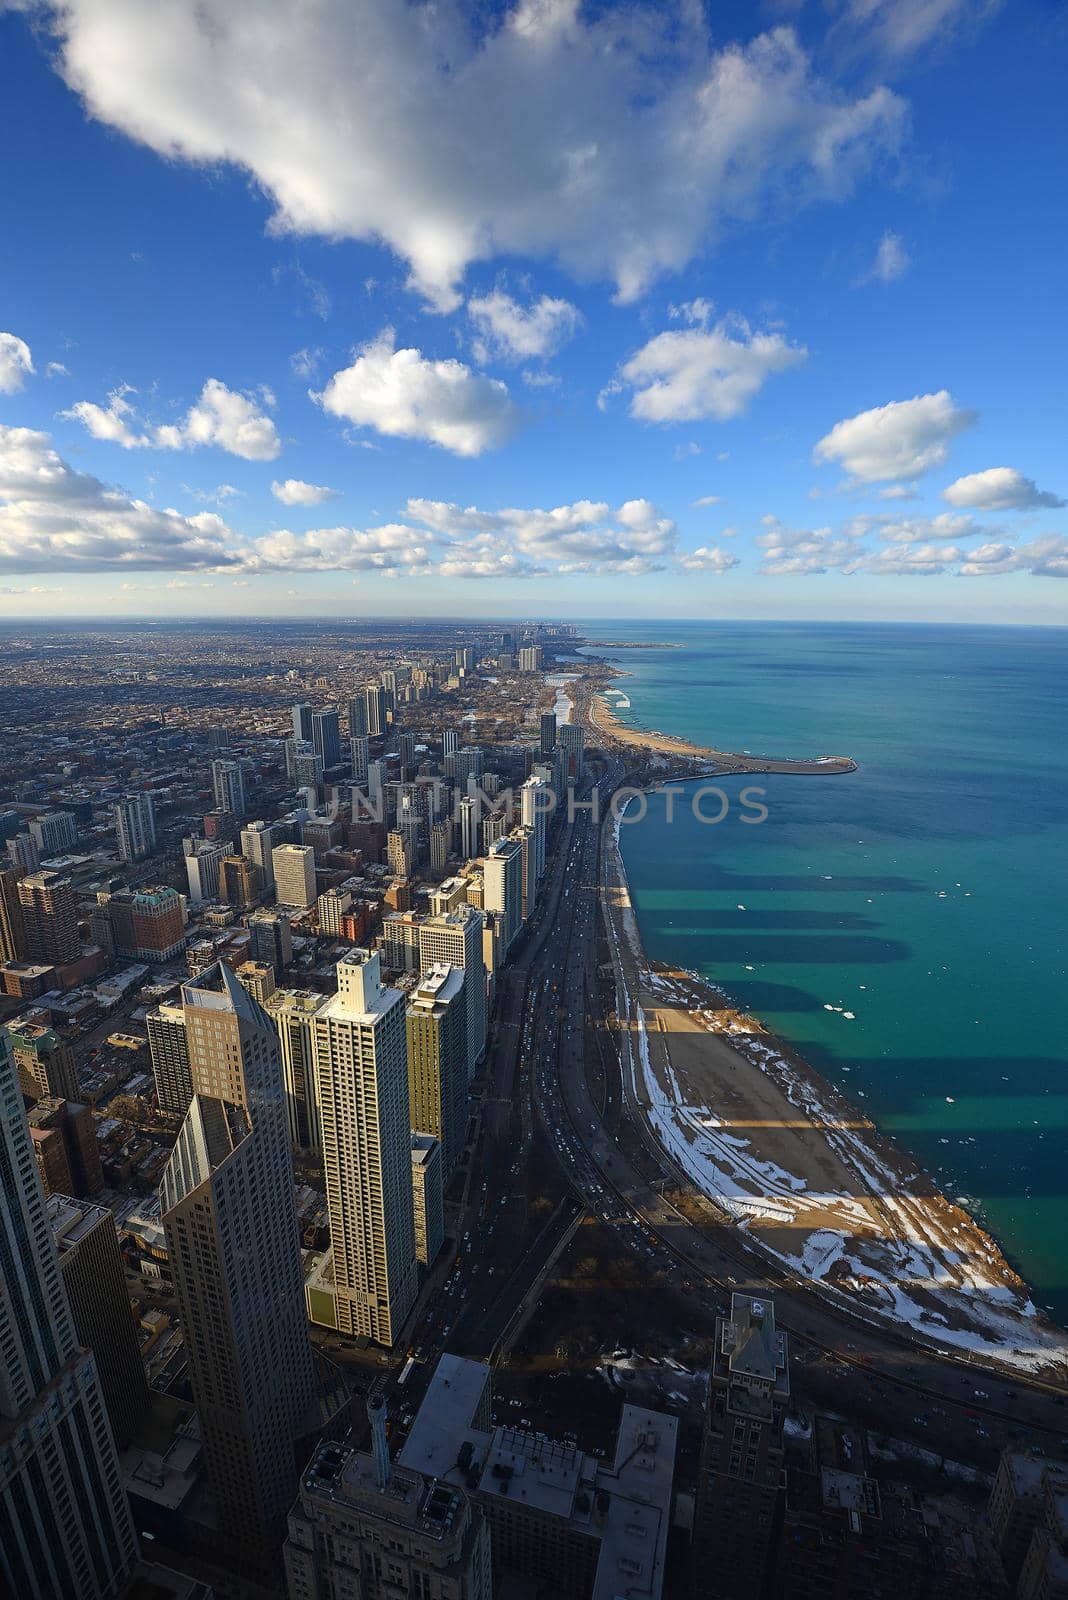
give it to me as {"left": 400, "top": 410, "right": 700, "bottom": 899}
{"left": 1, "top": 1, "right": 1066, "bottom": 625}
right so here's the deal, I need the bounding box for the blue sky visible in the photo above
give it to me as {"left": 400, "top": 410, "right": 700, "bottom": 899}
{"left": 0, "top": 0, "right": 1066, "bottom": 622}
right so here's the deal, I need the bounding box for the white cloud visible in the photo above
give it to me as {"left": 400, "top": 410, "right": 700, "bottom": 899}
{"left": 942, "top": 467, "right": 1064, "bottom": 511}
{"left": 62, "top": 387, "right": 149, "bottom": 448}
{"left": 756, "top": 520, "right": 865, "bottom": 575}
{"left": 64, "top": 379, "right": 282, "bottom": 460}
{"left": 692, "top": 494, "right": 724, "bottom": 507}
{"left": 831, "top": 0, "right": 998, "bottom": 60}
{"left": 468, "top": 292, "right": 581, "bottom": 363}
{"left": 155, "top": 379, "right": 281, "bottom": 460}
{"left": 0, "top": 333, "right": 35, "bottom": 394}
{"left": 614, "top": 314, "right": 807, "bottom": 424}
{"left": 0, "top": 422, "right": 242, "bottom": 572}
{"left": 317, "top": 330, "right": 517, "bottom": 457}
{"left": 23, "top": 2, "right": 906, "bottom": 310}
{"left": 959, "top": 535, "right": 1068, "bottom": 578}
{"left": 875, "top": 511, "right": 981, "bottom": 543}
{"left": 814, "top": 390, "right": 976, "bottom": 481}
{"left": 45, "top": 361, "right": 69, "bottom": 379}
{"left": 271, "top": 477, "right": 340, "bottom": 507}
{"left": 878, "top": 484, "right": 916, "bottom": 500}
{"left": 677, "top": 545, "right": 739, "bottom": 573}
{"left": 406, "top": 495, "right": 678, "bottom": 575}
{"left": 863, "top": 230, "right": 909, "bottom": 283}
{"left": 290, "top": 346, "right": 323, "bottom": 380}
{"left": 244, "top": 524, "right": 432, "bottom": 574}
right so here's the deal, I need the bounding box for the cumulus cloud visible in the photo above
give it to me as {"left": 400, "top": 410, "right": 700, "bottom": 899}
{"left": 316, "top": 330, "right": 517, "bottom": 456}
{"left": 19, "top": 2, "right": 906, "bottom": 310}
{"left": 942, "top": 467, "right": 1064, "bottom": 511}
{"left": 244, "top": 524, "right": 432, "bottom": 574}
{"left": 406, "top": 495, "right": 678, "bottom": 575}
{"left": 468, "top": 292, "right": 581, "bottom": 363}
{"left": 814, "top": 390, "right": 976, "bottom": 481}
{"left": 692, "top": 495, "right": 724, "bottom": 506}
{"left": 0, "top": 333, "right": 35, "bottom": 394}
{"left": 677, "top": 545, "right": 739, "bottom": 573}
{"left": 959, "top": 535, "right": 1068, "bottom": 577}
{"left": 64, "top": 379, "right": 282, "bottom": 460}
{"left": 612, "top": 314, "right": 807, "bottom": 423}
{"left": 0, "top": 423, "right": 242, "bottom": 572}
{"left": 271, "top": 478, "right": 340, "bottom": 507}
{"left": 863, "top": 230, "right": 909, "bottom": 283}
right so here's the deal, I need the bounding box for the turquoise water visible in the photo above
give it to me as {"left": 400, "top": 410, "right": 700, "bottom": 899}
{"left": 594, "top": 622, "right": 1068, "bottom": 1320}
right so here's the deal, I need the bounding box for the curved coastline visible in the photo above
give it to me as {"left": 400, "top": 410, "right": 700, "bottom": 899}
{"left": 571, "top": 663, "right": 1068, "bottom": 1376}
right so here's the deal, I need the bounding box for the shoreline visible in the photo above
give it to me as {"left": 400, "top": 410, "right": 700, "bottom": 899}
{"left": 565, "top": 658, "right": 1068, "bottom": 1376}
{"left": 599, "top": 787, "right": 1068, "bottom": 1377}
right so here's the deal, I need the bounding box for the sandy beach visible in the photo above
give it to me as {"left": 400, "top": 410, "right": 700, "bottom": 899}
{"left": 599, "top": 807, "right": 1068, "bottom": 1376}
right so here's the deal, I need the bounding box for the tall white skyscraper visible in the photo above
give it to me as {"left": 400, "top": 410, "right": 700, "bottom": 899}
{"left": 113, "top": 791, "right": 156, "bottom": 861}
{"left": 182, "top": 835, "right": 229, "bottom": 903}
{"left": 273, "top": 842, "right": 317, "bottom": 908}
{"left": 312, "top": 950, "right": 418, "bottom": 1347}
{"left": 418, "top": 906, "right": 487, "bottom": 1079}
{"left": 160, "top": 965, "right": 317, "bottom": 1554}
{"left": 292, "top": 702, "right": 314, "bottom": 743}
{"left": 211, "top": 757, "right": 245, "bottom": 816}
{"left": 460, "top": 793, "right": 481, "bottom": 861}
{"left": 520, "top": 774, "right": 548, "bottom": 883}
{"left": 240, "top": 818, "right": 280, "bottom": 890}
{"left": 483, "top": 835, "right": 524, "bottom": 954}
{"left": 1, "top": 1034, "right": 138, "bottom": 1600}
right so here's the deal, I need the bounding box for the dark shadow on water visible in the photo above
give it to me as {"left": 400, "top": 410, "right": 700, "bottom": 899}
{"left": 712, "top": 981, "right": 828, "bottom": 1014}
{"left": 648, "top": 909, "right": 880, "bottom": 931}
{"left": 650, "top": 933, "right": 909, "bottom": 965}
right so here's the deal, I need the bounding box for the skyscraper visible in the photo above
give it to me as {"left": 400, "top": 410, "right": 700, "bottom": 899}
{"left": 0, "top": 1034, "right": 138, "bottom": 1600}
{"left": 406, "top": 965, "right": 467, "bottom": 1179}
{"left": 311, "top": 707, "right": 341, "bottom": 771}
{"left": 211, "top": 758, "right": 246, "bottom": 817}
{"left": 18, "top": 869, "right": 80, "bottom": 966}
{"left": 264, "top": 987, "right": 328, "bottom": 1152}
{"left": 113, "top": 792, "right": 156, "bottom": 861}
{"left": 312, "top": 950, "right": 418, "bottom": 1347}
{"left": 557, "top": 721, "right": 585, "bottom": 780}
{"left": 239, "top": 818, "right": 280, "bottom": 891}
{"left": 483, "top": 835, "right": 524, "bottom": 954}
{"left": 27, "top": 1097, "right": 103, "bottom": 1199}
{"left": 146, "top": 1000, "right": 193, "bottom": 1117}
{"left": 218, "top": 852, "right": 258, "bottom": 910}
{"left": 520, "top": 773, "right": 549, "bottom": 884}
{"left": 350, "top": 733, "right": 370, "bottom": 783}
{"left": 460, "top": 793, "right": 481, "bottom": 861}
{"left": 364, "top": 682, "right": 387, "bottom": 738}
{"left": 539, "top": 708, "right": 558, "bottom": 758}
{"left": 7, "top": 1021, "right": 78, "bottom": 1100}
{"left": 29, "top": 810, "right": 78, "bottom": 858}
{"left": 49, "top": 1194, "right": 150, "bottom": 1448}
{"left": 347, "top": 695, "right": 368, "bottom": 739}
{"left": 292, "top": 702, "right": 314, "bottom": 743}
{"left": 692, "top": 1292, "right": 789, "bottom": 1598}
{"left": 273, "top": 841, "right": 317, "bottom": 908}
{"left": 7, "top": 831, "right": 40, "bottom": 875}
{"left": 0, "top": 865, "right": 24, "bottom": 962}
{"left": 410, "top": 1133, "right": 444, "bottom": 1268}
{"left": 249, "top": 907, "right": 294, "bottom": 978}
{"left": 442, "top": 727, "right": 459, "bottom": 760}
{"left": 418, "top": 906, "right": 487, "bottom": 1079}
{"left": 160, "top": 965, "right": 317, "bottom": 1553}
{"left": 182, "top": 836, "right": 229, "bottom": 904}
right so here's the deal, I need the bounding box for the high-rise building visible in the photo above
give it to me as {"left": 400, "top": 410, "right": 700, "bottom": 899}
{"left": 147, "top": 1000, "right": 193, "bottom": 1117}
{"left": 429, "top": 819, "right": 451, "bottom": 873}
{"left": 49, "top": 1194, "right": 150, "bottom": 1447}
{"left": 483, "top": 835, "right": 524, "bottom": 953}
{"left": 520, "top": 773, "right": 549, "bottom": 884}
{"left": 381, "top": 910, "right": 425, "bottom": 974}
{"left": 27, "top": 1097, "right": 102, "bottom": 1199}
{"left": 0, "top": 866, "right": 24, "bottom": 962}
{"left": 160, "top": 965, "right": 317, "bottom": 1553}
{"left": 0, "top": 1034, "right": 138, "bottom": 1600}
{"left": 284, "top": 1414, "right": 492, "bottom": 1600}
{"left": 7, "top": 1021, "right": 78, "bottom": 1101}
{"left": 311, "top": 707, "right": 341, "bottom": 771}
{"left": 410, "top": 1133, "right": 444, "bottom": 1268}
{"left": 292, "top": 702, "right": 314, "bottom": 744}
{"left": 350, "top": 733, "right": 370, "bottom": 783}
{"left": 692, "top": 1292, "right": 789, "bottom": 1598}
{"left": 442, "top": 727, "right": 460, "bottom": 760}
{"left": 990, "top": 1450, "right": 1068, "bottom": 1595}
{"left": 264, "top": 987, "right": 328, "bottom": 1152}
{"left": 17, "top": 869, "right": 79, "bottom": 965}
{"left": 218, "top": 852, "right": 258, "bottom": 910}
{"left": 387, "top": 828, "right": 415, "bottom": 879}
{"left": 347, "top": 695, "right": 368, "bottom": 739}
{"left": 7, "top": 831, "right": 39, "bottom": 875}
{"left": 235, "top": 959, "right": 276, "bottom": 1005}
{"left": 182, "top": 836, "right": 229, "bottom": 904}
{"left": 418, "top": 906, "right": 487, "bottom": 1079}
{"left": 558, "top": 721, "right": 585, "bottom": 780}
{"left": 239, "top": 819, "right": 280, "bottom": 891}
{"left": 113, "top": 792, "right": 156, "bottom": 862}
{"left": 29, "top": 809, "right": 78, "bottom": 858}
{"left": 401, "top": 1355, "right": 677, "bottom": 1600}
{"left": 459, "top": 793, "right": 481, "bottom": 861}
{"left": 406, "top": 965, "right": 467, "bottom": 1180}
{"left": 273, "top": 842, "right": 317, "bottom": 908}
{"left": 108, "top": 885, "right": 186, "bottom": 962}
{"left": 364, "top": 683, "right": 387, "bottom": 738}
{"left": 518, "top": 644, "right": 543, "bottom": 672}
{"left": 539, "top": 708, "right": 558, "bottom": 758}
{"left": 316, "top": 886, "right": 353, "bottom": 937}
{"left": 397, "top": 731, "right": 418, "bottom": 775}
{"left": 210, "top": 758, "right": 245, "bottom": 818}
{"left": 249, "top": 907, "right": 294, "bottom": 978}
{"left": 312, "top": 950, "right": 418, "bottom": 1347}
